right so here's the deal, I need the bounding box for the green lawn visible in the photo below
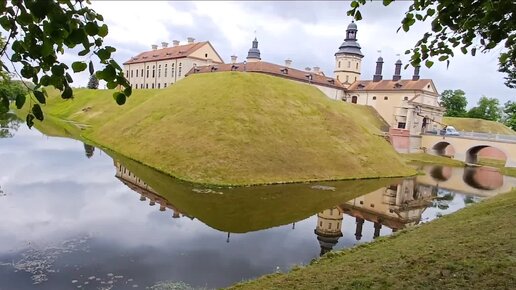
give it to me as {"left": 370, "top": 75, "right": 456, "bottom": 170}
{"left": 23, "top": 72, "right": 415, "bottom": 185}
{"left": 401, "top": 152, "right": 465, "bottom": 167}
{"left": 444, "top": 117, "right": 516, "bottom": 135}
{"left": 229, "top": 188, "right": 516, "bottom": 289}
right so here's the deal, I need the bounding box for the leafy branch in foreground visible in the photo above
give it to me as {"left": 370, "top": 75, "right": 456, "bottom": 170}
{"left": 0, "top": 0, "right": 132, "bottom": 128}
{"left": 347, "top": 0, "right": 515, "bottom": 88}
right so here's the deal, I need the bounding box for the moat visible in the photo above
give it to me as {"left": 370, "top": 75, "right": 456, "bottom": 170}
{"left": 1, "top": 113, "right": 515, "bottom": 289}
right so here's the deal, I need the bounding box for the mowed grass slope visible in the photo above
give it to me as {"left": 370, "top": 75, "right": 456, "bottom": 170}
{"left": 229, "top": 188, "right": 516, "bottom": 290}
{"left": 444, "top": 117, "right": 516, "bottom": 135}
{"left": 37, "top": 72, "right": 414, "bottom": 185}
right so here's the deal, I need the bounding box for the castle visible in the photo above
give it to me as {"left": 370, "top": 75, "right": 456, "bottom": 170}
{"left": 123, "top": 21, "right": 445, "bottom": 153}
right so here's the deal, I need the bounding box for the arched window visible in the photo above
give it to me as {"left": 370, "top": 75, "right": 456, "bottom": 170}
{"left": 372, "top": 96, "right": 377, "bottom": 100}
{"left": 352, "top": 96, "right": 358, "bottom": 104}
{"left": 146, "top": 66, "right": 149, "bottom": 78}
{"left": 152, "top": 65, "right": 155, "bottom": 78}
{"left": 158, "top": 65, "right": 161, "bottom": 78}
{"left": 164, "top": 64, "right": 168, "bottom": 77}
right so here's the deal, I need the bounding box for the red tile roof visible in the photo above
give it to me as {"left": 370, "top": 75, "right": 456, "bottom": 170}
{"left": 347, "top": 79, "right": 434, "bottom": 91}
{"left": 185, "top": 61, "right": 346, "bottom": 90}
{"left": 124, "top": 42, "right": 216, "bottom": 65}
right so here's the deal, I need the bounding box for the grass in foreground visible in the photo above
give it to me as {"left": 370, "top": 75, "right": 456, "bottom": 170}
{"left": 401, "top": 152, "right": 465, "bottom": 167}
{"left": 229, "top": 188, "right": 516, "bottom": 289}
{"left": 25, "top": 72, "right": 415, "bottom": 185}
{"left": 444, "top": 117, "right": 516, "bottom": 135}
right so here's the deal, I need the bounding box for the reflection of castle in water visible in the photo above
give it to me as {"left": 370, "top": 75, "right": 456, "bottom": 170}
{"left": 114, "top": 161, "right": 192, "bottom": 219}
{"left": 314, "top": 178, "right": 435, "bottom": 256}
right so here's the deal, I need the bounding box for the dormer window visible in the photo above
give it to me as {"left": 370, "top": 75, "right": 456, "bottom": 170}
{"left": 357, "top": 83, "right": 365, "bottom": 89}
{"left": 394, "top": 83, "right": 403, "bottom": 88}
{"left": 280, "top": 68, "right": 288, "bottom": 74}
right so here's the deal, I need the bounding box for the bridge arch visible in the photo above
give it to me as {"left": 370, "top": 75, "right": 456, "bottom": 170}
{"left": 429, "top": 166, "right": 452, "bottom": 182}
{"left": 465, "top": 145, "right": 508, "bottom": 166}
{"left": 432, "top": 141, "right": 456, "bottom": 157}
{"left": 462, "top": 167, "right": 503, "bottom": 190}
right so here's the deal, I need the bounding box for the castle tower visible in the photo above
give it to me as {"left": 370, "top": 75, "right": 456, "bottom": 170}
{"left": 314, "top": 207, "right": 343, "bottom": 256}
{"left": 246, "top": 37, "right": 261, "bottom": 62}
{"left": 334, "top": 21, "right": 364, "bottom": 86}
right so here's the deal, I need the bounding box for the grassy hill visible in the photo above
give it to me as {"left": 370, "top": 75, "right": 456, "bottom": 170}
{"left": 29, "top": 72, "right": 415, "bottom": 185}
{"left": 444, "top": 117, "right": 515, "bottom": 135}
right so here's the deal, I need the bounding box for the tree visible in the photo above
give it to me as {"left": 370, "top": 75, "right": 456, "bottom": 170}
{"left": 502, "top": 101, "right": 516, "bottom": 131}
{"left": 0, "top": 111, "right": 21, "bottom": 138}
{"left": 0, "top": 0, "right": 132, "bottom": 128}
{"left": 440, "top": 89, "right": 467, "bottom": 117}
{"left": 87, "top": 74, "right": 99, "bottom": 89}
{"left": 467, "top": 96, "right": 501, "bottom": 121}
{"left": 347, "top": 0, "right": 516, "bottom": 88}
{"left": 0, "top": 79, "right": 29, "bottom": 101}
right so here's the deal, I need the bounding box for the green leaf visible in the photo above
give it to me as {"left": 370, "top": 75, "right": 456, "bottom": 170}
{"left": 78, "top": 49, "right": 90, "bottom": 56}
{"left": 85, "top": 22, "right": 99, "bottom": 36}
{"left": 98, "top": 24, "right": 108, "bottom": 37}
{"left": 113, "top": 92, "right": 126, "bottom": 105}
{"left": 471, "top": 47, "right": 476, "bottom": 56}
{"left": 89, "top": 60, "right": 94, "bottom": 75}
{"left": 65, "top": 72, "right": 73, "bottom": 83}
{"left": 425, "top": 60, "right": 434, "bottom": 68}
{"left": 33, "top": 90, "right": 46, "bottom": 104}
{"left": 15, "top": 94, "right": 26, "bottom": 109}
{"left": 62, "top": 86, "right": 73, "bottom": 99}
{"left": 32, "top": 104, "right": 44, "bottom": 121}
{"left": 383, "top": 0, "right": 394, "bottom": 6}
{"left": 123, "top": 85, "right": 132, "bottom": 97}
{"left": 106, "top": 81, "right": 117, "bottom": 89}
{"left": 351, "top": 1, "right": 359, "bottom": 8}
{"left": 438, "top": 55, "right": 448, "bottom": 61}
{"left": 26, "top": 113, "right": 35, "bottom": 128}
{"left": 71, "top": 61, "right": 87, "bottom": 73}
{"left": 355, "top": 10, "right": 362, "bottom": 21}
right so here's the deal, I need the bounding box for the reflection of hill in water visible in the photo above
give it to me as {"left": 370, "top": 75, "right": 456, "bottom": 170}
{"left": 110, "top": 152, "right": 401, "bottom": 233}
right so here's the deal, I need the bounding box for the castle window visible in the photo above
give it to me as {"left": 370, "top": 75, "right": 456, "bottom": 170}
{"left": 178, "top": 62, "right": 182, "bottom": 77}
{"left": 354, "top": 77, "right": 357, "bottom": 82}
{"left": 370, "top": 204, "right": 375, "bottom": 208}
{"left": 372, "top": 96, "right": 377, "bottom": 100}
{"left": 152, "top": 65, "right": 155, "bottom": 78}
{"left": 130, "top": 70, "right": 133, "bottom": 78}
{"left": 136, "top": 69, "right": 138, "bottom": 77}
{"left": 141, "top": 69, "right": 143, "bottom": 77}
{"left": 319, "top": 221, "right": 322, "bottom": 227}
{"left": 328, "top": 223, "right": 332, "bottom": 229}
{"left": 164, "top": 64, "right": 168, "bottom": 77}
{"left": 158, "top": 65, "right": 161, "bottom": 78}
{"left": 359, "top": 200, "right": 364, "bottom": 205}
{"left": 205, "top": 53, "right": 208, "bottom": 58}
{"left": 352, "top": 96, "right": 358, "bottom": 104}
{"left": 356, "top": 63, "right": 358, "bottom": 69}
{"left": 404, "top": 96, "right": 409, "bottom": 100}
{"left": 171, "top": 63, "right": 175, "bottom": 77}
{"left": 330, "top": 209, "right": 333, "bottom": 215}
{"left": 126, "top": 70, "right": 128, "bottom": 76}
{"left": 164, "top": 83, "right": 167, "bottom": 88}
{"left": 158, "top": 83, "right": 161, "bottom": 89}
{"left": 338, "top": 61, "right": 341, "bottom": 68}
{"left": 384, "top": 96, "right": 389, "bottom": 100}
{"left": 146, "top": 66, "right": 149, "bottom": 78}
{"left": 146, "top": 84, "right": 148, "bottom": 89}
{"left": 398, "top": 122, "right": 406, "bottom": 129}
{"left": 346, "top": 75, "right": 349, "bottom": 82}
{"left": 151, "top": 83, "right": 154, "bottom": 89}
{"left": 348, "top": 61, "right": 350, "bottom": 68}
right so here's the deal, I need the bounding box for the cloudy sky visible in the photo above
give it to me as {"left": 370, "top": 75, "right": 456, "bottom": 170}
{"left": 21, "top": 1, "right": 516, "bottom": 106}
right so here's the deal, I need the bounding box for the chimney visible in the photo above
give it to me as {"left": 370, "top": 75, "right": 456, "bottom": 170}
{"left": 187, "top": 37, "right": 195, "bottom": 44}
{"left": 373, "top": 56, "right": 384, "bottom": 82}
{"left": 161, "top": 42, "right": 168, "bottom": 48}
{"left": 412, "top": 65, "right": 420, "bottom": 80}
{"left": 151, "top": 44, "right": 158, "bottom": 50}
{"left": 305, "top": 67, "right": 311, "bottom": 72}
{"left": 284, "top": 59, "right": 292, "bottom": 68}
{"left": 313, "top": 66, "right": 320, "bottom": 74}
{"left": 231, "top": 55, "right": 237, "bottom": 64}
{"left": 172, "top": 40, "right": 180, "bottom": 47}
{"left": 392, "top": 59, "right": 402, "bottom": 81}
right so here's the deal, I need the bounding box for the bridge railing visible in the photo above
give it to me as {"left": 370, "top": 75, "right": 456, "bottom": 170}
{"left": 458, "top": 131, "right": 516, "bottom": 142}
{"left": 422, "top": 131, "right": 516, "bottom": 143}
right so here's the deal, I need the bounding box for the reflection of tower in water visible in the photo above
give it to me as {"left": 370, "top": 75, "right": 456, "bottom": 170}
{"left": 315, "top": 178, "right": 436, "bottom": 256}
{"left": 314, "top": 208, "right": 343, "bottom": 256}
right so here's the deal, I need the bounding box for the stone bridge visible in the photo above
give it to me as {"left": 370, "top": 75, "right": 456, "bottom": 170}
{"left": 421, "top": 133, "right": 516, "bottom": 167}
